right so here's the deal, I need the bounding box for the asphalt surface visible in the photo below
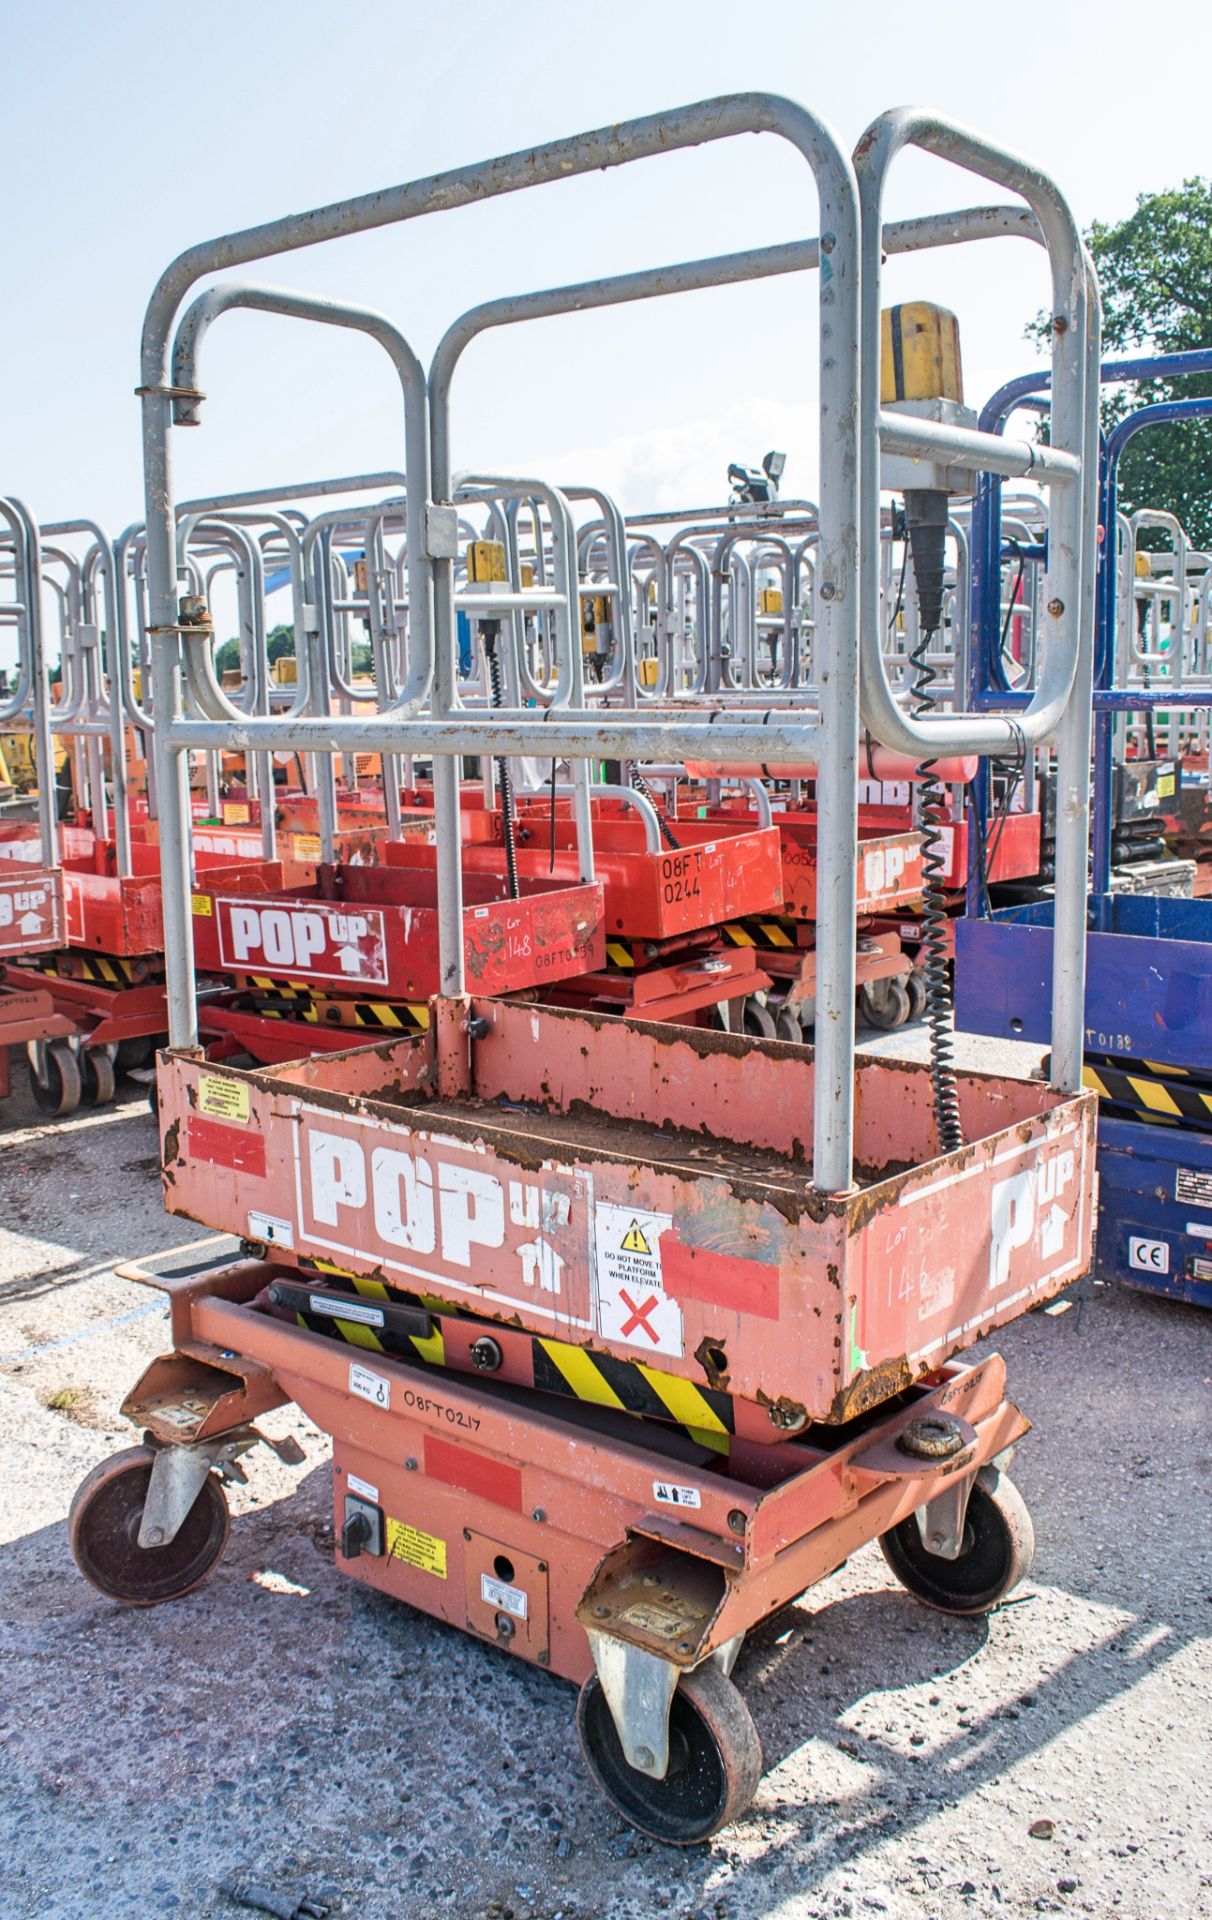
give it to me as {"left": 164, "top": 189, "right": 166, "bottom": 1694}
{"left": 1, "top": 1055, "right": 1210, "bottom": 1920}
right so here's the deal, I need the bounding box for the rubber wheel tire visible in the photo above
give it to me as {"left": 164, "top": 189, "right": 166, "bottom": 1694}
{"left": 741, "top": 998, "right": 778, "bottom": 1040}
{"left": 879, "top": 1471, "right": 1035, "bottom": 1615}
{"left": 904, "top": 971, "right": 928, "bottom": 1022}
{"left": 116, "top": 1035, "right": 153, "bottom": 1072}
{"left": 775, "top": 1003, "right": 803, "bottom": 1043}
{"left": 69, "top": 1445, "right": 230, "bottom": 1605}
{"left": 577, "top": 1662, "right": 763, "bottom": 1844}
{"left": 859, "top": 979, "right": 912, "bottom": 1031}
{"left": 81, "top": 1049, "right": 116, "bottom": 1107}
{"left": 29, "top": 1040, "right": 82, "bottom": 1117}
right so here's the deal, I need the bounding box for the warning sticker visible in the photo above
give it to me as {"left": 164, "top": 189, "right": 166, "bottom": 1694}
{"left": 153, "top": 1399, "right": 212, "bottom": 1433}
{"left": 653, "top": 1480, "right": 702, "bottom": 1510}
{"left": 224, "top": 802, "right": 251, "bottom": 824}
{"left": 248, "top": 1209, "right": 294, "bottom": 1249}
{"left": 593, "top": 1202, "right": 681, "bottom": 1356}
{"left": 198, "top": 1073, "right": 250, "bottom": 1124}
{"left": 349, "top": 1361, "right": 390, "bottom": 1409}
{"left": 481, "top": 1572, "right": 528, "bottom": 1619}
{"left": 386, "top": 1517, "right": 447, "bottom": 1579}
{"left": 310, "top": 1293, "right": 384, "bottom": 1327}
{"left": 1176, "top": 1168, "right": 1212, "bottom": 1210}
{"left": 292, "top": 833, "right": 322, "bottom": 860}
{"left": 191, "top": 893, "right": 214, "bottom": 917}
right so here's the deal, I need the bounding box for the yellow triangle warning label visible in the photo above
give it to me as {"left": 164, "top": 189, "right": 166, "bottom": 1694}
{"left": 621, "top": 1220, "right": 652, "bottom": 1256}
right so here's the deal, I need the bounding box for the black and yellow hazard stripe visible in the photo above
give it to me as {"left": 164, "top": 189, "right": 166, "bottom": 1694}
{"left": 238, "top": 977, "right": 429, "bottom": 1033}
{"left": 287, "top": 1265, "right": 734, "bottom": 1452}
{"left": 305, "top": 995, "right": 430, "bottom": 1032}
{"left": 37, "top": 951, "right": 139, "bottom": 985}
{"left": 1081, "top": 1056, "right": 1212, "bottom": 1130}
{"left": 605, "top": 940, "right": 636, "bottom": 970}
{"left": 531, "top": 1337, "right": 733, "bottom": 1452}
{"left": 722, "top": 919, "right": 795, "bottom": 950}
{"left": 293, "top": 1263, "right": 446, "bottom": 1364}
{"left": 1099, "top": 1104, "right": 1185, "bottom": 1130}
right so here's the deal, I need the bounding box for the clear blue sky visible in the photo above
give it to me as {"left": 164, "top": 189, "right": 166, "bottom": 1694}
{"left": 2, "top": 0, "right": 1208, "bottom": 536}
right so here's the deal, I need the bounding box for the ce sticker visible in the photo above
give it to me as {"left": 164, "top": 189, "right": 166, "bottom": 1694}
{"left": 1128, "top": 1236, "right": 1170, "bottom": 1275}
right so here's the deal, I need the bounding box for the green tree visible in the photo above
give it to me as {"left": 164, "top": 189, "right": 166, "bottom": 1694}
{"left": 1082, "top": 179, "right": 1212, "bottom": 548}
{"left": 212, "top": 624, "right": 295, "bottom": 679}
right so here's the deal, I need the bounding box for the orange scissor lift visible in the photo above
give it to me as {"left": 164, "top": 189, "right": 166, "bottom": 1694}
{"left": 0, "top": 850, "right": 71, "bottom": 1105}
{"left": 667, "top": 766, "right": 930, "bottom": 1034}
{"left": 1, "top": 810, "right": 287, "bottom": 1111}
{"left": 0, "top": 495, "right": 76, "bottom": 1109}
{"left": 388, "top": 796, "right": 786, "bottom": 1029}
{"left": 383, "top": 778, "right": 925, "bottom": 1038}
{"left": 190, "top": 856, "right": 605, "bottom": 1063}
{"left": 69, "top": 100, "right": 1100, "bottom": 1841}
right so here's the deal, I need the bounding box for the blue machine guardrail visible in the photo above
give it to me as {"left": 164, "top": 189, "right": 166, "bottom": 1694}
{"left": 958, "top": 354, "right": 1212, "bottom": 1309}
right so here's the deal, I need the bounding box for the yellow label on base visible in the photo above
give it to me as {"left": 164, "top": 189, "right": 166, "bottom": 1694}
{"left": 386, "top": 1517, "right": 447, "bottom": 1579}
{"left": 191, "top": 893, "right": 213, "bottom": 916}
{"left": 198, "top": 1072, "right": 250, "bottom": 1124}
{"left": 292, "top": 833, "right": 322, "bottom": 860}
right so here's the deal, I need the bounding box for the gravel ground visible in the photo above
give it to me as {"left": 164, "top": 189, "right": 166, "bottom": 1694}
{"left": 1, "top": 1059, "right": 1211, "bottom": 1920}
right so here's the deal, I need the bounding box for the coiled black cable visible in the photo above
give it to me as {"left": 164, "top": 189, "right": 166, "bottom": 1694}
{"left": 630, "top": 770, "right": 681, "bottom": 850}
{"left": 482, "top": 624, "right": 519, "bottom": 900}
{"left": 902, "top": 489, "right": 963, "bottom": 1154}
{"left": 910, "top": 633, "right": 964, "bottom": 1153}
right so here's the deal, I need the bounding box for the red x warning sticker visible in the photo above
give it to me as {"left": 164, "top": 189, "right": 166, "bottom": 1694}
{"left": 592, "top": 1202, "right": 682, "bottom": 1356}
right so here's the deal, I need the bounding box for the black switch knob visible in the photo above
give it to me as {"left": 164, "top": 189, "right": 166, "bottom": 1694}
{"left": 341, "top": 1510, "right": 372, "bottom": 1560}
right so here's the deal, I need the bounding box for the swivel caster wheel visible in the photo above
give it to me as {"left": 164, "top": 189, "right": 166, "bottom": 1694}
{"left": 81, "top": 1049, "right": 116, "bottom": 1107}
{"left": 774, "top": 1002, "right": 803, "bottom": 1043}
{"left": 116, "top": 1035, "right": 154, "bottom": 1073}
{"left": 904, "top": 970, "right": 928, "bottom": 1023}
{"left": 577, "top": 1662, "right": 763, "bottom": 1844}
{"left": 741, "top": 997, "right": 778, "bottom": 1040}
{"left": 27, "top": 1040, "right": 82, "bottom": 1117}
{"left": 858, "top": 978, "right": 911, "bottom": 1030}
{"left": 879, "top": 1470, "right": 1034, "bottom": 1615}
{"left": 69, "top": 1446, "right": 230, "bottom": 1605}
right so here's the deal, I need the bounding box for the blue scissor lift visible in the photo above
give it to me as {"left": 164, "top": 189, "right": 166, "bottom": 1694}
{"left": 955, "top": 350, "right": 1212, "bottom": 1309}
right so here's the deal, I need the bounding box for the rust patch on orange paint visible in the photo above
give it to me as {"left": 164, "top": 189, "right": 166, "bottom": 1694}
{"left": 694, "top": 1334, "right": 731, "bottom": 1390}
{"left": 825, "top": 1352, "right": 915, "bottom": 1425}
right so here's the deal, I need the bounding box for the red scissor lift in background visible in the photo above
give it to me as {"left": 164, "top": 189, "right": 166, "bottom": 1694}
{"left": 0, "top": 853, "right": 71, "bottom": 1105}
{"left": 395, "top": 784, "right": 927, "bottom": 1038}
{"left": 673, "top": 774, "right": 928, "bottom": 1033}
{"left": 192, "top": 858, "right": 605, "bottom": 1061}
{"left": 389, "top": 798, "right": 786, "bottom": 1030}
{"left": 2, "top": 819, "right": 287, "bottom": 1112}
{"left": 857, "top": 775, "right": 1043, "bottom": 971}
{"left": 679, "top": 749, "right": 1044, "bottom": 1026}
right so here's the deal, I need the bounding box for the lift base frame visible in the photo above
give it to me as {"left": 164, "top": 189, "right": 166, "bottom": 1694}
{"left": 121, "top": 1249, "right": 1029, "bottom": 1690}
